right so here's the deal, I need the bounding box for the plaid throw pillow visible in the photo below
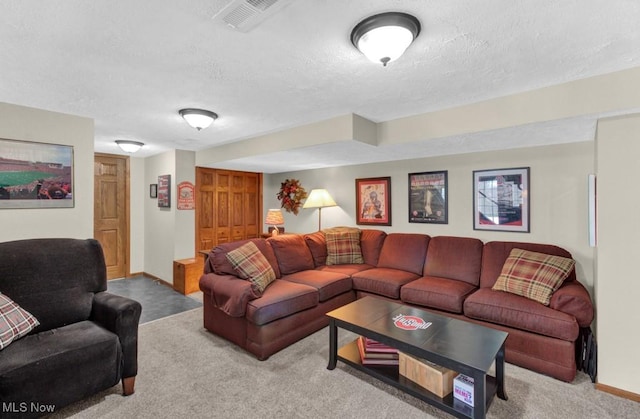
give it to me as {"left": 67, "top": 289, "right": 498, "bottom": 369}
{"left": 226, "top": 241, "right": 276, "bottom": 293}
{"left": 0, "top": 292, "right": 39, "bottom": 350}
{"left": 324, "top": 228, "right": 364, "bottom": 265}
{"left": 492, "top": 248, "right": 576, "bottom": 305}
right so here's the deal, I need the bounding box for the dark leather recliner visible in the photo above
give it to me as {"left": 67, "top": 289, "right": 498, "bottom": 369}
{"left": 0, "top": 238, "right": 142, "bottom": 418}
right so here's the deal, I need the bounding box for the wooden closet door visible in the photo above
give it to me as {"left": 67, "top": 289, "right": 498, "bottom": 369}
{"left": 196, "top": 168, "right": 262, "bottom": 253}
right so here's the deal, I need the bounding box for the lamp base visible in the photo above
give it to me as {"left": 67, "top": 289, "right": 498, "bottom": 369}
{"left": 268, "top": 226, "right": 284, "bottom": 235}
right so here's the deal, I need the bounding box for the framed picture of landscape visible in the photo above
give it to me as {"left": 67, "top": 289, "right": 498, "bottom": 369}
{"left": 0, "top": 138, "right": 74, "bottom": 209}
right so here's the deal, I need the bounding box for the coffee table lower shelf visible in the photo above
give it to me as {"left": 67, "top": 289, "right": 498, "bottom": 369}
{"left": 338, "top": 339, "right": 497, "bottom": 419}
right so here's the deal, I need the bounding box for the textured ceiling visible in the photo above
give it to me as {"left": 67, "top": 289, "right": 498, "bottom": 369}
{"left": 1, "top": 0, "right": 639, "bottom": 173}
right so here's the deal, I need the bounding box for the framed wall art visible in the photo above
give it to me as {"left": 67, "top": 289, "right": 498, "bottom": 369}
{"left": 157, "top": 174, "right": 171, "bottom": 208}
{"left": 473, "top": 167, "right": 530, "bottom": 232}
{"left": 177, "top": 181, "right": 195, "bottom": 210}
{"left": 150, "top": 184, "right": 158, "bottom": 198}
{"left": 409, "top": 170, "right": 448, "bottom": 224}
{"left": 0, "top": 138, "right": 74, "bottom": 209}
{"left": 356, "top": 176, "right": 391, "bottom": 226}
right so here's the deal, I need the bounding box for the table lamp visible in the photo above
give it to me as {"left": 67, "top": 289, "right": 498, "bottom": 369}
{"left": 265, "top": 209, "right": 285, "bottom": 236}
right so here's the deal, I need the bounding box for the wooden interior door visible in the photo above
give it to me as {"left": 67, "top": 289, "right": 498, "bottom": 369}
{"left": 94, "top": 154, "right": 129, "bottom": 279}
{"left": 196, "top": 168, "right": 261, "bottom": 253}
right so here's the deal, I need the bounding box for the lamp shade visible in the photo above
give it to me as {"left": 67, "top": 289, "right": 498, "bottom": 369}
{"left": 351, "top": 12, "right": 421, "bottom": 66}
{"left": 303, "top": 189, "right": 337, "bottom": 209}
{"left": 265, "top": 209, "right": 284, "bottom": 226}
{"left": 115, "top": 140, "right": 144, "bottom": 153}
{"left": 179, "top": 108, "right": 218, "bottom": 131}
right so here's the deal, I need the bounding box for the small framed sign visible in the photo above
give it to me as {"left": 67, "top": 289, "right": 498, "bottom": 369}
{"left": 149, "top": 184, "right": 157, "bottom": 198}
{"left": 157, "top": 174, "right": 171, "bottom": 208}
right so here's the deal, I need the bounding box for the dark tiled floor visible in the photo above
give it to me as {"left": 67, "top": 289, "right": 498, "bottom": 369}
{"left": 107, "top": 275, "right": 202, "bottom": 324}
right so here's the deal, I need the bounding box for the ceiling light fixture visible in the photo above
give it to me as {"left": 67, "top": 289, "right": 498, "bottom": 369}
{"left": 115, "top": 140, "right": 144, "bottom": 153}
{"left": 179, "top": 108, "right": 218, "bottom": 131}
{"left": 351, "top": 12, "right": 421, "bottom": 67}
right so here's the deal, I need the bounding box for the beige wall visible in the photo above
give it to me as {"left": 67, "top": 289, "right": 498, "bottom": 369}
{"left": 0, "top": 102, "right": 94, "bottom": 241}
{"left": 142, "top": 149, "right": 195, "bottom": 284}
{"left": 265, "top": 141, "right": 596, "bottom": 293}
{"left": 595, "top": 114, "right": 640, "bottom": 395}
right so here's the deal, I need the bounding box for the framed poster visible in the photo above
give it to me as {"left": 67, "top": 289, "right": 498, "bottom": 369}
{"left": 473, "top": 167, "right": 529, "bottom": 232}
{"left": 150, "top": 184, "right": 158, "bottom": 198}
{"left": 157, "top": 174, "right": 171, "bottom": 208}
{"left": 356, "top": 176, "right": 391, "bottom": 226}
{"left": 409, "top": 171, "right": 448, "bottom": 224}
{"left": 0, "top": 138, "right": 74, "bottom": 209}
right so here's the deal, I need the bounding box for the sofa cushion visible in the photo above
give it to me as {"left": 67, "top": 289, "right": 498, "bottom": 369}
{"left": 268, "top": 234, "right": 315, "bottom": 274}
{"left": 0, "top": 292, "right": 40, "bottom": 350}
{"left": 304, "top": 231, "right": 327, "bottom": 267}
{"left": 317, "top": 264, "right": 375, "bottom": 276}
{"left": 226, "top": 242, "right": 276, "bottom": 293}
{"left": 281, "top": 270, "right": 352, "bottom": 302}
{"left": 0, "top": 238, "right": 106, "bottom": 333}
{"left": 324, "top": 228, "right": 364, "bottom": 265}
{"left": 492, "top": 248, "right": 575, "bottom": 305}
{"left": 423, "top": 236, "right": 483, "bottom": 286}
{"left": 377, "top": 233, "right": 430, "bottom": 276}
{"left": 401, "top": 277, "right": 477, "bottom": 314}
{"left": 464, "top": 288, "right": 579, "bottom": 341}
{"left": 0, "top": 321, "right": 122, "bottom": 407}
{"left": 480, "top": 241, "right": 575, "bottom": 289}
{"left": 360, "top": 229, "right": 387, "bottom": 266}
{"left": 352, "top": 268, "right": 420, "bottom": 299}
{"left": 209, "top": 238, "right": 281, "bottom": 278}
{"left": 245, "top": 280, "right": 318, "bottom": 326}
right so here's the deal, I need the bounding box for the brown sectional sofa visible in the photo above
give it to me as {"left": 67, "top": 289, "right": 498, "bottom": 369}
{"left": 199, "top": 229, "right": 594, "bottom": 382}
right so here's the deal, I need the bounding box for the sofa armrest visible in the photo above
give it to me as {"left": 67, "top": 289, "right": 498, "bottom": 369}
{"left": 549, "top": 281, "right": 594, "bottom": 327}
{"left": 91, "top": 292, "right": 142, "bottom": 379}
{"left": 199, "top": 273, "right": 260, "bottom": 317}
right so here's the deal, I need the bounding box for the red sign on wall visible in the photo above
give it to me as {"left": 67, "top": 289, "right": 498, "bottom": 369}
{"left": 177, "top": 181, "right": 195, "bottom": 210}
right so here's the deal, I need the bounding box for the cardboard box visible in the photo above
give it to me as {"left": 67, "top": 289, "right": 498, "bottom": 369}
{"left": 398, "top": 352, "right": 457, "bottom": 397}
{"left": 453, "top": 374, "right": 475, "bottom": 406}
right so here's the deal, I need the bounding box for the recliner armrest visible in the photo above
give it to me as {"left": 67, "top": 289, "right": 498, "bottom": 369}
{"left": 91, "top": 292, "right": 142, "bottom": 378}
{"left": 549, "top": 281, "right": 594, "bottom": 327}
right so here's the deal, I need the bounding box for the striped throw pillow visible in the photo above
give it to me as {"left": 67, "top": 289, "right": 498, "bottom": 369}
{"left": 0, "top": 292, "right": 39, "bottom": 350}
{"left": 492, "top": 248, "right": 575, "bottom": 305}
{"left": 226, "top": 241, "right": 276, "bottom": 293}
{"left": 324, "top": 228, "right": 364, "bottom": 265}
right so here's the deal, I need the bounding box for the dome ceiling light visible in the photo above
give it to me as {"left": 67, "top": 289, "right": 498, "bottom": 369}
{"left": 115, "top": 140, "right": 144, "bottom": 153}
{"left": 351, "top": 12, "right": 421, "bottom": 67}
{"left": 179, "top": 108, "right": 219, "bottom": 131}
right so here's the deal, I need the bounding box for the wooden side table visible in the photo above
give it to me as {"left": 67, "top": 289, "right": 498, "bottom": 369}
{"left": 173, "top": 257, "right": 204, "bottom": 295}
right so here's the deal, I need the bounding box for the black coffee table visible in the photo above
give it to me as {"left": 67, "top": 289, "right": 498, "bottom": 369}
{"left": 326, "top": 297, "right": 508, "bottom": 419}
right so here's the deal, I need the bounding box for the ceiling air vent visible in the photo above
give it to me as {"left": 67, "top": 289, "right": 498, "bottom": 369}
{"left": 212, "top": 0, "right": 295, "bottom": 32}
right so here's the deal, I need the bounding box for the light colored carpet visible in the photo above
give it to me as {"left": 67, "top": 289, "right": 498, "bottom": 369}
{"left": 49, "top": 308, "right": 639, "bottom": 419}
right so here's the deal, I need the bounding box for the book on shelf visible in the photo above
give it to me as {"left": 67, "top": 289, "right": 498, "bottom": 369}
{"left": 363, "top": 337, "right": 399, "bottom": 354}
{"left": 357, "top": 336, "right": 399, "bottom": 365}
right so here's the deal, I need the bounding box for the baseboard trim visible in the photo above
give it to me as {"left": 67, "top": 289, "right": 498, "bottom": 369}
{"left": 596, "top": 382, "right": 640, "bottom": 402}
{"left": 142, "top": 272, "right": 173, "bottom": 288}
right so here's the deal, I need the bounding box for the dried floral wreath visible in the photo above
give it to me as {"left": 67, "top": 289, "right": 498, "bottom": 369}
{"left": 277, "top": 178, "right": 307, "bottom": 215}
